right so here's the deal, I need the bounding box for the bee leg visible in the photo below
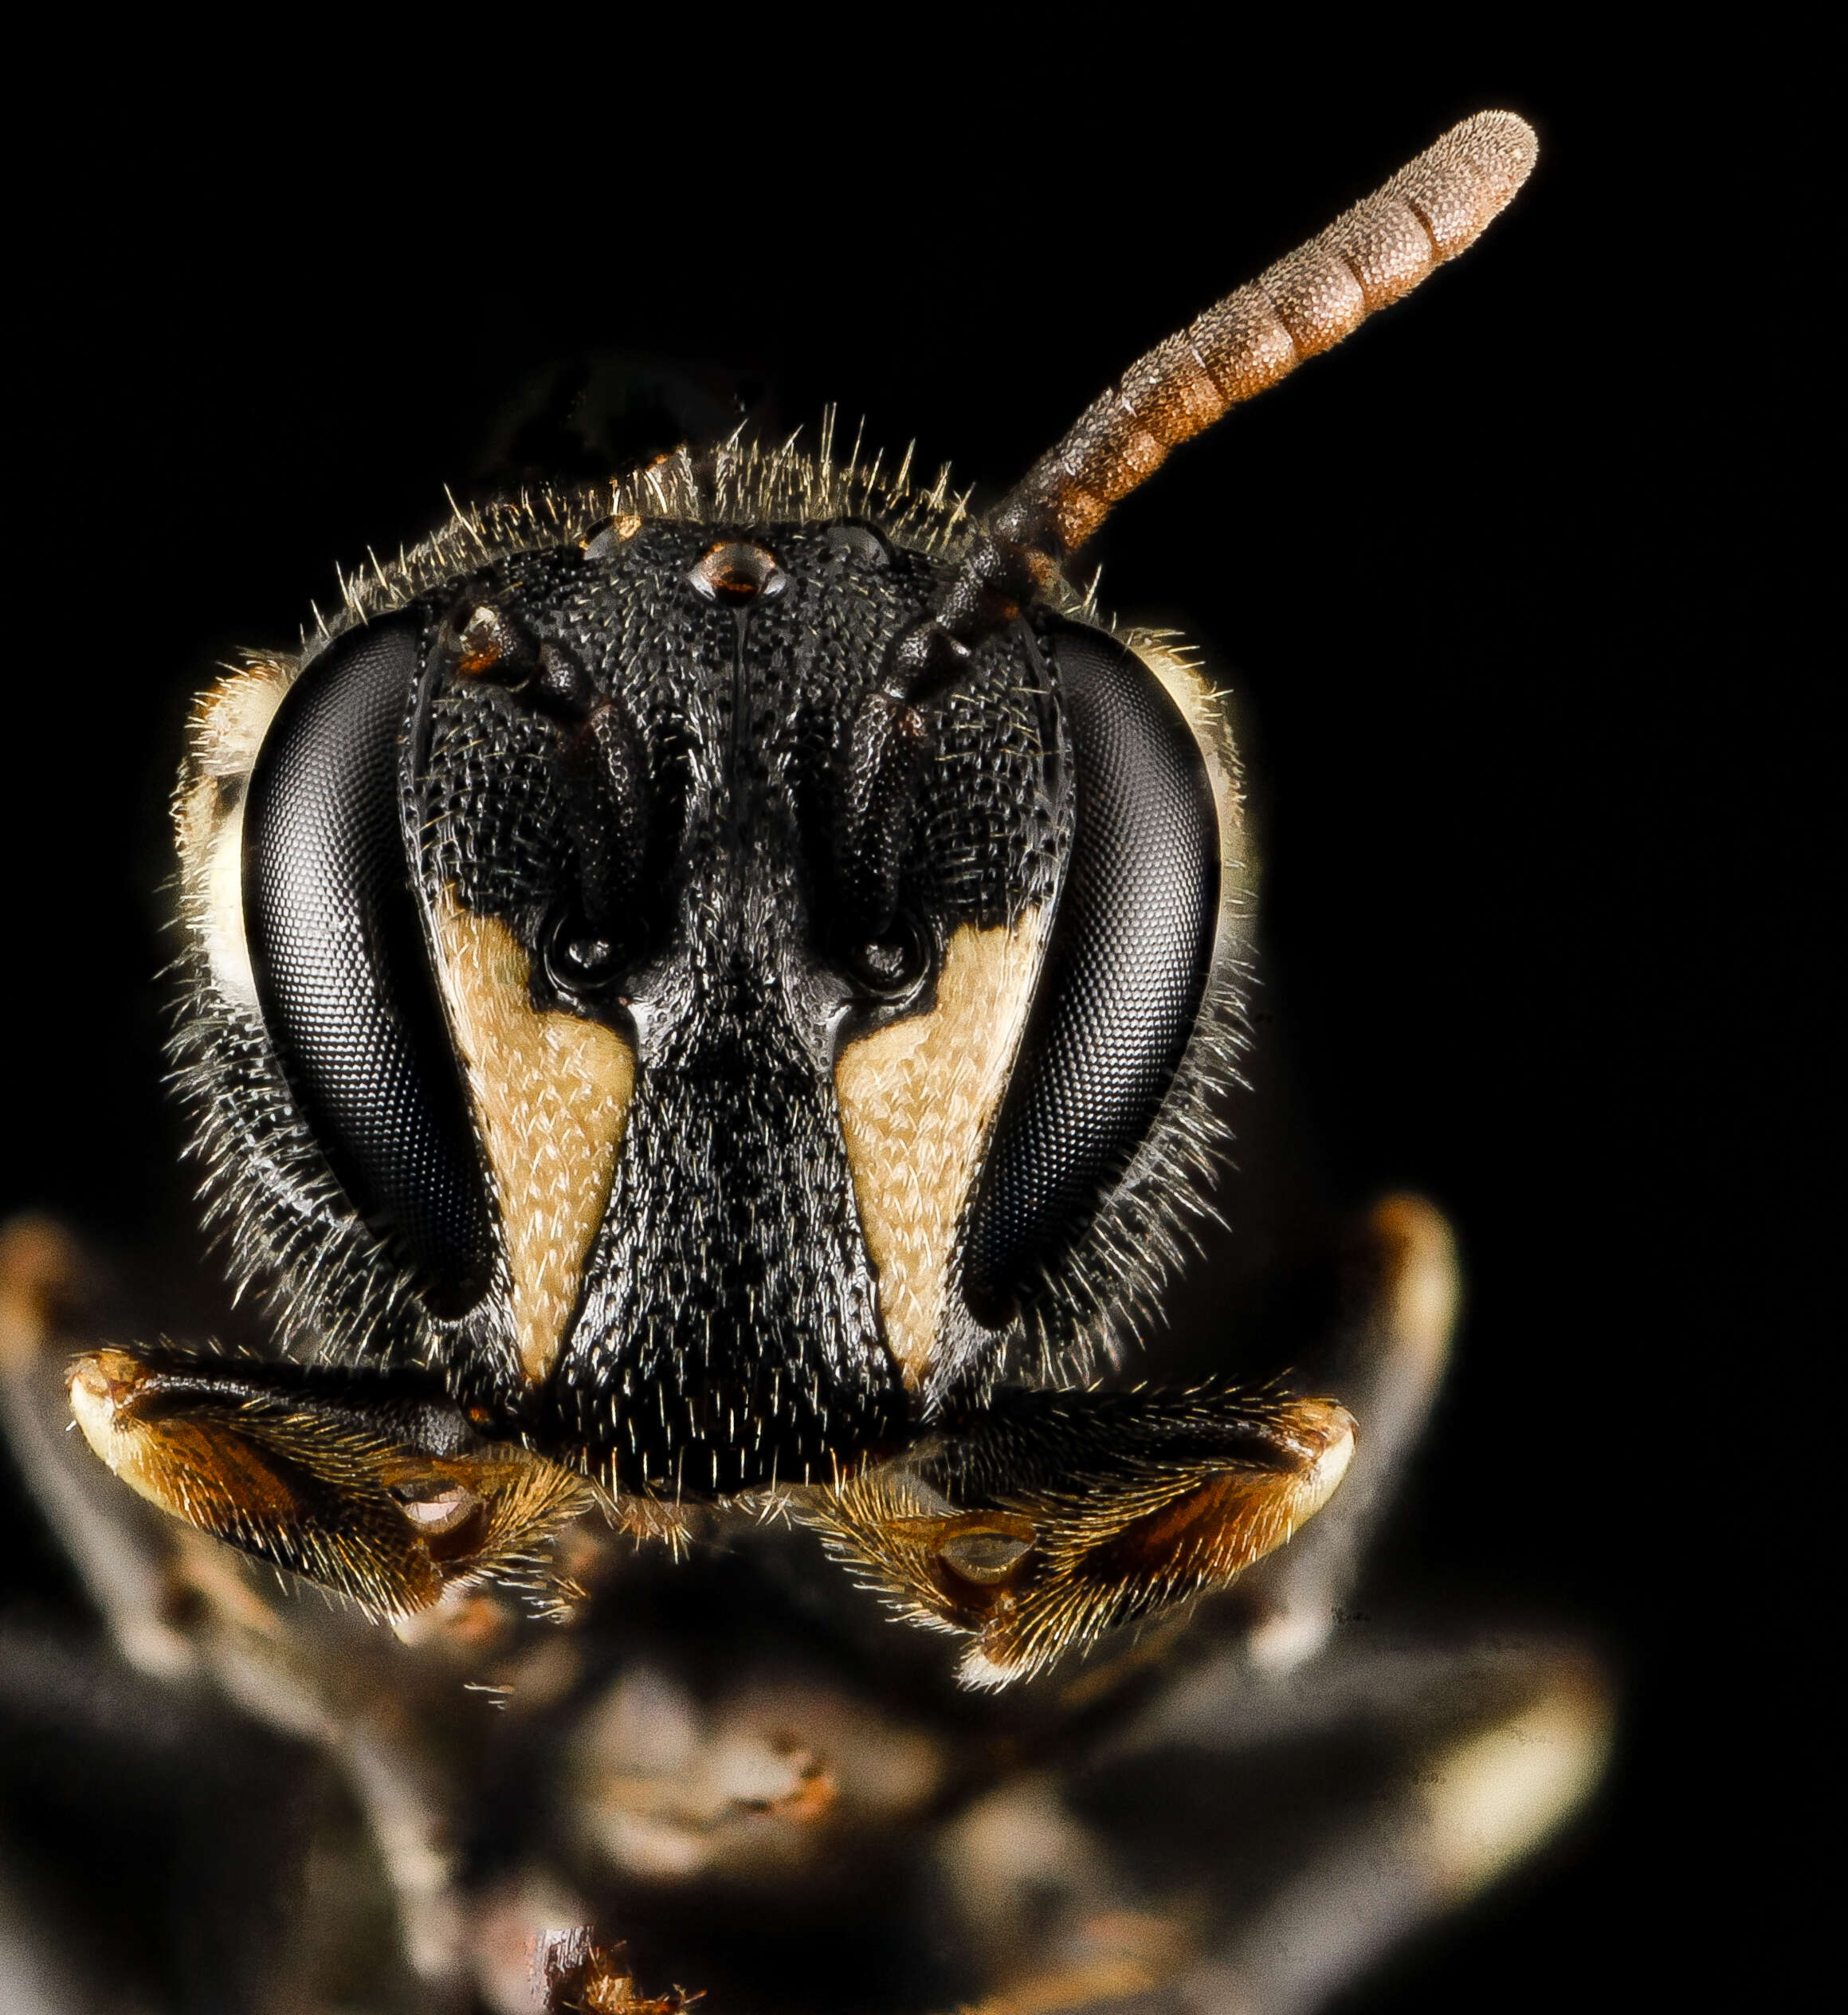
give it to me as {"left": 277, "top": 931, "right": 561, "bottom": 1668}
{"left": 816, "top": 1381, "right": 1357, "bottom": 1689}
{"left": 814, "top": 1197, "right": 1459, "bottom": 1691}
{"left": 534, "top": 1927, "right": 700, "bottom": 2015}
{"left": 1077, "top": 1633, "right": 1613, "bottom": 2014}
{"left": 936, "top": 1774, "right": 1196, "bottom": 2009}
{"left": 0, "top": 1215, "right": 211, "bottom": 1677}
{"left": 931, "top": 1637, "right": 1610, "bottom": 2013}
{"left": 1, "top": 1218, "right": 471, "bottom": 2001}
{"left": 1232, "top": 1192, "right": 1460, "bottom": 1671}
{"left": 61, "top": 1335, "right": 597, "bottom": 1620}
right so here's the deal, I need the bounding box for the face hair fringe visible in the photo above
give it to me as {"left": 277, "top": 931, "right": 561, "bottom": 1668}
{"left": 315, "top": 415, "right": 978, "bottom": 650}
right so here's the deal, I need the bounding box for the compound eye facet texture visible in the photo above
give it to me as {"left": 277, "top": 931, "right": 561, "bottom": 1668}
{"left": 242, "top": 616, "right": 492, "bottom": 1316}
{"left": 964, "top": 622, "right": 1220, "bottom": 1324}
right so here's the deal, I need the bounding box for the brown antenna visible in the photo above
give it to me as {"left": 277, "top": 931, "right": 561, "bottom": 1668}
{"left": 994, "top": 108, "right": 1539, "bottom": 561}
{"left": 836, "top": 111, "right": 1538, "bottom": 941}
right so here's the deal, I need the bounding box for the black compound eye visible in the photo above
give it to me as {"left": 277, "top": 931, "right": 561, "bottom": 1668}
{"left": 242, "top": 616, "right": 492, "bottom": 1317}
{"left": 964, "top": 622, "right": 1220, "bottom": 1325}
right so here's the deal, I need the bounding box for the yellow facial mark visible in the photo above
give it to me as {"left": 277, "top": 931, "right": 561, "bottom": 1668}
{"left": 173, "top": 662, "right": 291, "bottom": 1011}
{"left": 432, "top": 900, "right": 635, "bottom": 1385}
{"left": 1125, "top": 629, "right": 1252, "bottom": 933}
{"left": 834, "top": 914, "right": 1046, "bottom": 1389}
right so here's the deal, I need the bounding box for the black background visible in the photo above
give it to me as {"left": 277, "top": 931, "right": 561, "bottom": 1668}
{"left": 3, "top": 37, "right": 1808, "bottom": 2012}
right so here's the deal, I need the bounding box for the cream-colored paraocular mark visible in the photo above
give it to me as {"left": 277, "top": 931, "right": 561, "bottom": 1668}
{"left": 834, "top": 913, "right": 1046, "bottom": 1388}
{"left": 173, "top": 663, "right": 291, "bottom": 1011}
{"left": 432, "top": 898, "right": 635, "bottom": 1385}
{"left": 1127, "top": 630, "right": 1253, "bottom": 937}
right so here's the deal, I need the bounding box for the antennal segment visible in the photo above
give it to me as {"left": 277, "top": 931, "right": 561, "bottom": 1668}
{"left": 995, "top": 109, "right": 1538, "bottom": 559}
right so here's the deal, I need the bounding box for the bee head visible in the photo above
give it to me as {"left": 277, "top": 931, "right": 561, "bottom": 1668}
{"left": 174, "top": 442, "right": 1239, "bottom": 1498}
{"left": 80, "top": 112, "right": 1532, "bottom": 1667}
